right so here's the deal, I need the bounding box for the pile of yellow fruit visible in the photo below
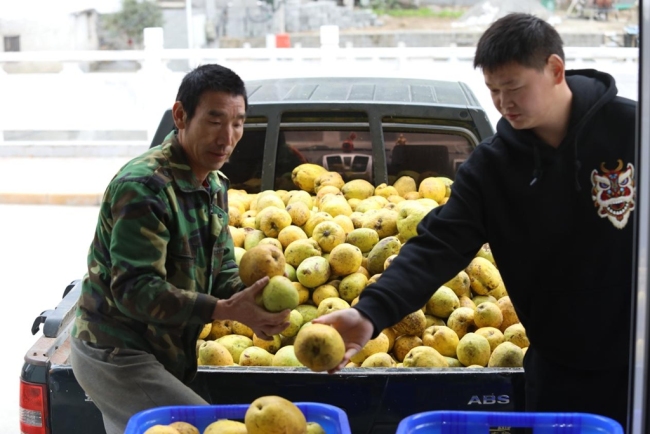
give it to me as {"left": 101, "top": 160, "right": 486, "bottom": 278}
{"left": 144, "top": 395, "right": 325, "bottom": 434}
{"left": 196, "top": 163, "right": 528, "bottom": 371}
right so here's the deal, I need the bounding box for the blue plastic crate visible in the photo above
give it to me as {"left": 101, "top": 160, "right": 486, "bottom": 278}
{"left": 396, "top": 411, "right": 624, "bottom": 434}
{"left": 124, "top": 402, "right": 351, "bottom": 434}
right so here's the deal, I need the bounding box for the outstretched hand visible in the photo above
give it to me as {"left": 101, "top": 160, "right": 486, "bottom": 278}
{"left": 213, "top": 276, "right": 290, "bottom": 340}
{"left": 312, "top": 308, "right": 374, "bottom": 374}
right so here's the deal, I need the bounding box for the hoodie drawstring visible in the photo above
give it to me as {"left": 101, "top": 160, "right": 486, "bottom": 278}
{"left": 530, "top": 145, "right": 543, "bottom": 187}
{"left": 573, "top": 136, "right": 582, "bottom": 191}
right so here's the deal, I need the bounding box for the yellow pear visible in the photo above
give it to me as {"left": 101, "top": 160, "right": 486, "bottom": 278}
{"left": 393, "top": 176, "right": 417, "bottom": 197}
{"left": 216, "top": 335, "right": 253, "bottom": 362}
{"left": 294, "top": 324, "right": 346, "bottom": 372}
{"left": 403, "top": 345, "right": 449, "bottom": 368}
{"left": 504, "top": 323, "right": 529, "bottom": 348}
{"left": 296, "top": 256, "right": 331, "bottom": 288}
{"left": 392, "top": 335, "right": 423, "bottom": 362}
{"left": 426, "top": 286, "right": 460, "bottom": 318}
{"left": 277, "top": 225, "right": 308, "bottom": 250}
{"left": 446, "top": 307, "right": 476, "bottom": 339}
{"left": 320, "top": 193, "right": 353, "bottom": 217}
{"left": 238, "top": 244, "right": 286, "bottom": 287}
{"left": 361, "top": 351, "right": 396, "bottom": 368}
{"left": 350, "top": 332, "right": 390, "bottom": 364}
{"left": 375, "top": 183, "right": 400, "bottom": 198}
{"left": 256, "top": 192, "right": 286, "bottom": 212}
{"left": 422, "top": 325, "right": 460, "bottom": 358}
{"left": 285, "top": 201, "right": 311, "bottom": 227}
{"left": 444, "top": 271, "right": 471, "bottom": 298}
{"left": 198, "top": 323, "right": 211, "bottom": 340}
{"left": 393, "top": 310, "right": 427, "bottom": 337}
{"left": 316, "top": 297, "right": 350, "bottom": 317}
{"left": 281, "top": 309, "right": 304, "bottom": 337}
{"left": 207, "top": 319, "right": 232, "bottom": 340}
{"left": 243, "top": 228, "right": 265, "bottom": 250}
{"left": 475, "top": 327, "right": 505, "bottom": 352}
{"left": 338, "top": 272, "right": 368, "bottom": 303}
{"left": 204, "top": 420, "right": 246, "bottom": 434}
{"left": 252, "top": 333, "right": 282, "bottom": 354}
{"left": 328, "top": 243, "right": 363, "bottom": 277}
{"left": 341, "top": 179, "right": 375, "bottom": 200}
{"left": 272, "top": 345, "right": 304, "bottom": 367}
{"left": 198, "top": 341, "right": 234, "bottom": 366}
{"left": 292, "top": 163, "right": 328, "bottom": 193}
{"left": 295, "top": 304, "right": 319, "bottom": 323}
{"left": 474, "top": 301, "right": 503, "bottom": 329}
{"left": 466, "top": 256, "right": 502, "bottom": 296}
{"left": 293, "top": 282, "right": 311, "bottom": 305}
{"left": 284, "top": 238, "right": 321, "bottom": 269}
{"left": 302, "top": 211, "right": 334, "bottom": 237}
{"left": 306, "top": 421, "right": 327, "bottom": 434}
{"left": 346, "top": 227, "right": 380, "bottom": 253}
{"left": 497, "top": 296, "right": 520, "bottom": 332}
{"left": 314, "top": 171, "right": 345, "bottom": 193}
{"left": 238, "top": 346, "right": 274, "bottom": 366}
{"left": 245, "top": 395, "right": 307, "bottom": 434}
{"left": 383, "top": 327, "right": 397, "bottom": 352}
{"left": 312, "top": 284, "right": 339, "bottom": 306}
{"left": 230, "top": 226, "right": 245, "bottom": 247}
{"left": 362, "top": 208, "right": 399, "bottom": 239}
{"left": 143, "top": 426, "right": 181, "bottom": 434}
{"left": 285, "top": 189, "right": 314, "bottom": 209}
{"left": 366, "top": 236, "right": 401, "bottom": 276}
{"left": 456, "top": 332, "right": 491, "bottom": 367}
{"left": 418, "top": 177, "right": 447, "bottom": 203}
{"left": 312, "top": 221, "right": 346, "bottom": 253}
{"left": 168, "top": 421, "right": 199, "bottom": 434}
{"left": 488, "top": 341, "right": 524, "bottom": 368}
{"left": 231, "top": 321, "right": 254, "bottom": 338}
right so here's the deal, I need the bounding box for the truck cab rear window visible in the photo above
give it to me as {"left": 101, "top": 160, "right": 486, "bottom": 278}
{"left": 384, "top": 130, "right": 473, "bottom": 182}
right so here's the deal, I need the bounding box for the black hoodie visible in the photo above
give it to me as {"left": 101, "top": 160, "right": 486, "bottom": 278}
{"left": 354, "top": 69, "right": 637, "bottom": 370}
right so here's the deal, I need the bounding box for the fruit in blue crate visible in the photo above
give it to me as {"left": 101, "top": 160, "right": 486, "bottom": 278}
{"left": 245, "top": 395, "right": 307, "bottom": 434}
{"left": 168, "top": 421, "right": 199, "bottom": 434}
{"left": 203, "top": 419, "right": 247, "bottom": 434}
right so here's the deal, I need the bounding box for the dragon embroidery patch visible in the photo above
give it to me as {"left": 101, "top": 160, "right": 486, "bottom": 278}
{"left": 591, "top": 159, "right": 635, "bottom": 229}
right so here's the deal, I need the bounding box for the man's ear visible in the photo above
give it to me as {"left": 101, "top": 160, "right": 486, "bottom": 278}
{"left": 172, "top": 101, "right": 186, "bottom": 130}
{"left": 547, "top": 54, "right": 566, "bottom": 84}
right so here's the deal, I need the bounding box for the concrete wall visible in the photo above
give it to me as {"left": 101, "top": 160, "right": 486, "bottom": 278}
{"left": 218, "top": 29, "right": 610, "bottom": 48}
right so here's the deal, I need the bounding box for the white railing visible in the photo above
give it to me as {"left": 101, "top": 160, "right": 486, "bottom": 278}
{"left": 0, "top": 27, "right": 639, "bottom": 156}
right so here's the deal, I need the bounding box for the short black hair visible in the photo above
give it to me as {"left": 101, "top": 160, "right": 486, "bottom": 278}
{"left": 175, "top": 63, "right": 248, "bottom": 122}
{"left": 473, "top": 13, "right": 564, "bottom": 73}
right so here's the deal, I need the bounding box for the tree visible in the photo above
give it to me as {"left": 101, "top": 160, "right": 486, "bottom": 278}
{"left": 102, "top": 0, "right": 164, "bottom": 49}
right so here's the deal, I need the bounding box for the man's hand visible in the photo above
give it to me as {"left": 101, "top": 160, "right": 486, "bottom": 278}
{"left": 312, "top": 308, "right": 374, "bottom": 373}
{"left": 212, "top": 276, "right": 289, "bottom": 340}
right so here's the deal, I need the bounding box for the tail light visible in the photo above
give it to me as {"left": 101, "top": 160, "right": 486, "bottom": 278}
{"left": 20, "top": 380, "right": 49, "bottom": 434}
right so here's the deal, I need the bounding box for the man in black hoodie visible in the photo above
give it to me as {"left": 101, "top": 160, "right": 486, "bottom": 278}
{"left": 314, "top": 12, "right": 636, "bottom": 430}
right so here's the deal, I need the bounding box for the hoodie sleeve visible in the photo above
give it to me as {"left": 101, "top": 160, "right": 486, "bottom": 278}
{"left": 353, "top": 154, "right": 488, "bottom": 336}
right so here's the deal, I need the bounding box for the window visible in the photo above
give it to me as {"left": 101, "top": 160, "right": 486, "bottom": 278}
{"left": 276, "top": 129, "right": 373, "bottom": 189}
{"left": 4, "top": 36, "right": 20, "bottom": 52}
{"left": 383, "top": 130, "right": 473, "bottom": 183}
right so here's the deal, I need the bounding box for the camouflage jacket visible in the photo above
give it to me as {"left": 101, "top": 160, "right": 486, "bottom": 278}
{"left": 72, "top": 133, "right": 244, "bottom": 383}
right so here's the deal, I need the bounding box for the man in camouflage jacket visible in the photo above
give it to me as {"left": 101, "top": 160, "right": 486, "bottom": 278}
{"left": 70, "top": 64, "right": 289, "bottom": 434}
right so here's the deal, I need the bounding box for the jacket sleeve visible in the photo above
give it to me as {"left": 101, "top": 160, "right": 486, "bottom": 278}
{"left": 353, "top": 154, "right": 488, "bottom": 337}
{"left": 106, "top": 179, "right": 217, "bottom": 327}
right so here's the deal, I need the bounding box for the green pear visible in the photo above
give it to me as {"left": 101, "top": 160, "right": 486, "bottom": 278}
{"left": 263, "top": 275, "right": 300, "bottom": 312}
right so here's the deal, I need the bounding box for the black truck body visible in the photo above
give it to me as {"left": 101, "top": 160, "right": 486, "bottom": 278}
{"left": 21, "top": 76, "right": 525, "bottom": 434}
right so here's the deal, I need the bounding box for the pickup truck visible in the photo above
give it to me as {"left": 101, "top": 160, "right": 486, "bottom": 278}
{"left": 20, "top": 76, "right": 525, "bottom": 434}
